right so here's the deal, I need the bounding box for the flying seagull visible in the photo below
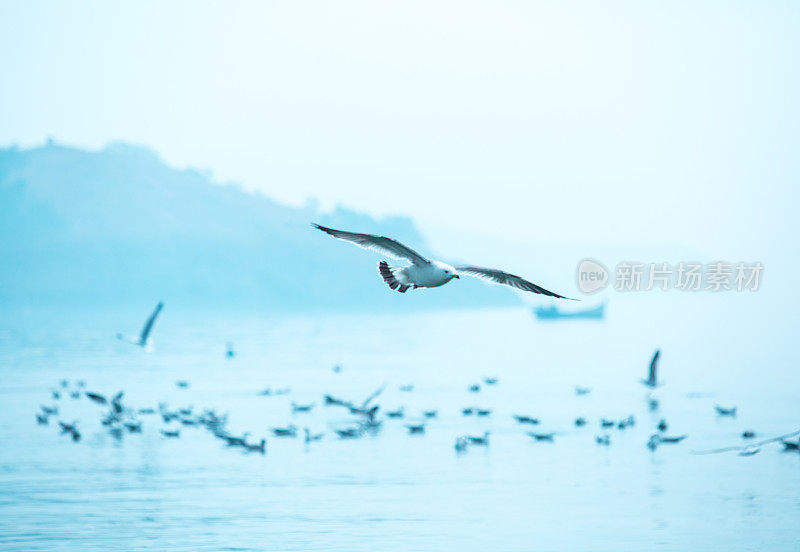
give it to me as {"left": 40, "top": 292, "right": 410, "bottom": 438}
{"left": 117, "top": 301, "right": 164, "bottom": 350}
{"left": 641, "top": 349, "right": 661, "bottom": 388}
{"left": 312, "top": 224, "right": 573, "bottom": 298}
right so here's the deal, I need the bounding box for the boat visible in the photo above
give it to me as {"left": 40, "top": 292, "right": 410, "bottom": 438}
{"left": 533, "top": 301, "right": 606, "bottom": 321}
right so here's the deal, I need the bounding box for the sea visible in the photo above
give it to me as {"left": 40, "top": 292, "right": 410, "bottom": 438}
{"left": 1, "top": 294, "right": 798, "bottom": 551}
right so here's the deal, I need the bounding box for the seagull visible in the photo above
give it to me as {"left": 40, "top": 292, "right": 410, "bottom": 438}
{"left": 244, "top": 439, "right": 266, "bottom": 454}
{"left": 527, "top": 432, "right": 555, "bottom": 442}
{"left": 124, "top": 421, "right": 142, "bottom": 433}
{"left": 272, "top": 425, "right": 297, "bottom": 437}
{"left": 641, "top": 349, "right": 661, "bottom": 388}
{"left": 659, "top": 435, "right": 687, "bottom": 444}
{"left": 85, "top": 392, "right": 107, "bottom": 405}
{"left": 304, "top": 428, "right": 324, "bottom": 443}
{"left": 117, "top": 301, "right": 164, "bottom": 350}
{"left": 467, "top": 432, "right": 490, "bottom": 446}
{"left": 312, "top": 224, "right": 573, "bottom": 298}
{"left": 386, "top": 408, "right": 404, "bottom": 419}
{"left": 738, "top": 447, "right": 760, "bottom": 456}
{"left": 335, "top": 427, "right": 361, "bottom": 439}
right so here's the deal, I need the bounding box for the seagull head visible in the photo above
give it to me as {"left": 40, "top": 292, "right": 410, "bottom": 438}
{"left": 434, "top": 261, "right": 460, "bottom": 280}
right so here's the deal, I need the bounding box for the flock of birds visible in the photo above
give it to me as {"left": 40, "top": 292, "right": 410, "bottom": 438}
{"left": 30, "top": 216, "right": 800, "bottom": 459}
{"left": 34, "top": 303, "right": 800, "bottom": 458}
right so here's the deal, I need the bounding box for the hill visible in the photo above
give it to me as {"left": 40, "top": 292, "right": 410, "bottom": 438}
{"left": 0, "top": 140, "right": 517, "bottom": 310}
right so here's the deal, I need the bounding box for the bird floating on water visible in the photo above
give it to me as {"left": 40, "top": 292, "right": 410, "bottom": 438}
{"left": 312, "top": 224, "right": 574, "bottom": 298}
{"left": 244, "top": 439, "right": 266, "bottom": 454}
{"left": 738, "top": 447, "right": 760, "bottom": 456}
{"left": 304, "top": 428, "right": 324, "bottom": 443}
{"left": 86, "top": 392, "right": 107, "bottom": 405}
{"left": 272, "top": 425, "right": 297, "bottom": 437}
{"left": 335, "top": 427, "right": 361, "bottom": 439}
{"left": 386, "top": 408, "right": 404, "bottom": 419}
{"left": 715, "top": 405, "right": 737, "bottom": 417}
{"left": 596, "top": 435, "right": 611, "bottom": 446}
{"left": 467, "top": 432, "right": 490, "bottom": 446}
{"left": 659, "top": 435, "right": 687, "bottom": 444}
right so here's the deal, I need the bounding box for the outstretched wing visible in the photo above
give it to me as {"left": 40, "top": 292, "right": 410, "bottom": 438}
{"left": 139, "top": 302, "right": 164, "bottom": 344}
{"left": 361, "top": 383, "right": 387, "bottom": 409}
{"left": 649, "top": 350, "right": 660, "bottom": 383}
{"left": 312, "top": 224, "right": 430, "bottom": 265}
{"left": 454, "top": 265, "right": 574, "bottom": 299}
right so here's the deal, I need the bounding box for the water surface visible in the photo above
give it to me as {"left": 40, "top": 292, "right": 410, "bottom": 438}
{"left": 1, "top": 298, "right": 798, "bottom": 551}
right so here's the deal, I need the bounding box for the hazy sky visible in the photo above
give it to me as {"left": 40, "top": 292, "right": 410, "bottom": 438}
{"left": 2, "top": 1, "right": 798, "bottom": 262}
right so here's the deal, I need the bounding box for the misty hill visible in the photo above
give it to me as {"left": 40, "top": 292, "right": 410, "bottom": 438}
{"left": 0, "top": 141, "right": 517, "bottom": 310}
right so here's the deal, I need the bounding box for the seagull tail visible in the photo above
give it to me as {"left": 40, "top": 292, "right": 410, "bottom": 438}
{"left": 378, "top": 261, "right": 410, "bottom": 293}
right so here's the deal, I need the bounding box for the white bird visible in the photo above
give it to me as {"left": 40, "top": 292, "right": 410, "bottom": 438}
{"left": 117, "top": 301, "right": 164, "bottom": 350}
{"left": 312, "top": 224, "right": 573, "bottom": 298}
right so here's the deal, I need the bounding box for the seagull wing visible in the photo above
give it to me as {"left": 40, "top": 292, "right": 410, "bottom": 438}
{"left": 313, "top": 224, "right": 430, "bottom": 265}
{"left": 454, "top": 265, "right": 574, "bottom": 299}
{"left": 139, "top": 301, "right": 164, "bottom": 344}
{"left": 649, "top": 350, "right": 660, "bottom": 384}
{"left": 361, "top": 383, "right": 387, "bottom": 409}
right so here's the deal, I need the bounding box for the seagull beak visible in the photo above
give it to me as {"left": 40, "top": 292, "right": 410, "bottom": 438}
{"left": 453, "top": 274, "right": 460, "bottom": 279}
